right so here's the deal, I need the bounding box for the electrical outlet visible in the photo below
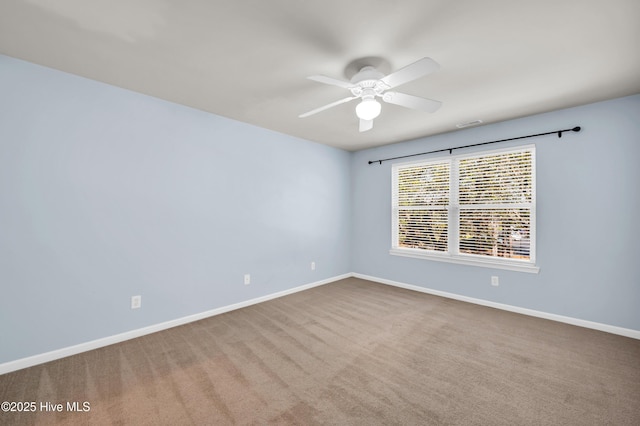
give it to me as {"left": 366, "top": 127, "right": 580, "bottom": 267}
{"left": 311, "top": 261, "right": 316, "bottom": 271}
{"left": 491, "top": 276, "right": 499, "bottom": 287}
{"left": 244, "top": 274, "right": 251, "bottom": 285}
{"left": 131, "top": 295, "right": 141, "bottom": 309}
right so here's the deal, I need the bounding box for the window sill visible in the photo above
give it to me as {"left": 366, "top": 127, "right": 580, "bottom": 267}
{"left": 389, "top": 248, "right": 540, "bottom": 273}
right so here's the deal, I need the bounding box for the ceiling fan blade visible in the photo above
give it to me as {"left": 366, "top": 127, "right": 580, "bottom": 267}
{"left": 380, "top": 57, "right": 440, "bottom": 89}
{"left": 298, "top": 96, "right": 357, "bottom": 118}
{"left": 359, "top": 119, "right": 374, "bottom": 132}
{"left": 307, "top": 75, "right": 354, "bottom": 89}
{"left": 382, "top": 91, "right": 442, "bottom": 113}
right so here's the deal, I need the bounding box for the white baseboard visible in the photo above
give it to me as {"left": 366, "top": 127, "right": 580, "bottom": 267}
{"left": 352, "top": 273, "right": 640, "bottom": 340}
{"left": 3, "top": 271, "right": 637, "bottom": 375}
{"left": 0, "top": 273, "right": 351, "bottom": 375}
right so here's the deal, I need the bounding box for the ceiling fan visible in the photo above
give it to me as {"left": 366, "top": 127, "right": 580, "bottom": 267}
{"left": 299, "top": 57, "right": 442, "bottom": 132}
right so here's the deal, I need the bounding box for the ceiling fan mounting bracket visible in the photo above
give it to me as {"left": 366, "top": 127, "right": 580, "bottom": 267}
{"left": 350, "top": 66, "right": 385, "bottom": 83}
{"left": 344, "top": 56, "right": 391, "bottom": 80}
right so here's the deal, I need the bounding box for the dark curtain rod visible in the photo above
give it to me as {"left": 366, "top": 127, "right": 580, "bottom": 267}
{"left": 368, "top": 126, "right": 581, "bottom": 165}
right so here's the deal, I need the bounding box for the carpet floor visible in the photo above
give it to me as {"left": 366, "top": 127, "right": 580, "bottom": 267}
{"left": 1, "top": 277, "right": 639, "bottom": 425}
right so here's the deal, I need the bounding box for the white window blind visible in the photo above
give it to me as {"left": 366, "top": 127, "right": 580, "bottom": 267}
{"left": 392, "top": 145, "right": 537, "bottom": 273}
{"left": 395, "top": 160, "right": 450, "bottom": 252}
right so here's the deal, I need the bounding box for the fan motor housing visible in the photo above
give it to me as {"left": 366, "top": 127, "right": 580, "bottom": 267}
{"left": 350, "top": 67, "right": 389, "bottom": 97}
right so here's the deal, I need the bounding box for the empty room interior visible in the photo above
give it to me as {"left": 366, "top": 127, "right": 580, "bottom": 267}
{"left": 1, "top": 1, "right": 639, "bottom": 425}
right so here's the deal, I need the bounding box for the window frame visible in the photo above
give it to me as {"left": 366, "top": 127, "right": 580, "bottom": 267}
{"left": 391, "top": 144, "right": 539, "bottom": 273}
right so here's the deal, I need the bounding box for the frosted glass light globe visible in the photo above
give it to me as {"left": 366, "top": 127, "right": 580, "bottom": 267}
{"left": 356, "top": 98, "right": 381, "bottom": 120}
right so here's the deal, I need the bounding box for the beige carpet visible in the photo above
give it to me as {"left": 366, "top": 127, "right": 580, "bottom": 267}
{"left": 1, "top": 277, "right": 639, "bottom": 425}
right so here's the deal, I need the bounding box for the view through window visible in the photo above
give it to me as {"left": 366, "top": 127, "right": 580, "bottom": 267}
{"left": 391, "top": 145, "right": 536, "bottom": 271}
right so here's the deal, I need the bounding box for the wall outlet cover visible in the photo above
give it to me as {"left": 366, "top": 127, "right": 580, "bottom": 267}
{"left": 131, "top": 295, "right": 142, "bottom": 309}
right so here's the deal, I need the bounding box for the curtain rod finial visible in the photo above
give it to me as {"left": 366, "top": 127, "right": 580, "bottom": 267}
{"left": 572, "top": 126, "right": 581, "bottom": 132}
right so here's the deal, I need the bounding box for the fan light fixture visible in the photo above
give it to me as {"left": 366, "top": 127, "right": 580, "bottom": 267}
{"left": 355, "top": 97, "right": 381, "bottom": 120}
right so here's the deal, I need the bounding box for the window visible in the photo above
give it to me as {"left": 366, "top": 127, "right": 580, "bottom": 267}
{"left": 391, "top": 145, "right": 538, "bottom": 273}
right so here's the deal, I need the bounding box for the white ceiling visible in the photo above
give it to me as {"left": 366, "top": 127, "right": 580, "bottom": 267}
{"left": 1, "top": 0, "right": 639, "bottom": 151}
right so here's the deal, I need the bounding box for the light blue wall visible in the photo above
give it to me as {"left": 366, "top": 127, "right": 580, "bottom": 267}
{"left": 0, "top": 55, "right": 351, "bottom": 363}
{"left": 1, "top": 53, "right": 638, "bottom": 366}
{"left": 352, "top": 94, "right": 640, "bottom": 331}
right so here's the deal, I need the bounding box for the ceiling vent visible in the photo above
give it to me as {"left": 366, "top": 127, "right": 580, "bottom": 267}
{"left": 456, "top": 119, "right": 483, "bottom": 129}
